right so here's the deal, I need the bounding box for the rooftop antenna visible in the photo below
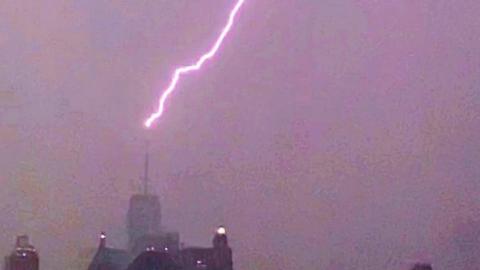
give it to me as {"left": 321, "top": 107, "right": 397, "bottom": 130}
{"left": 142, "top": 141, "right": 150, "bottom": 195}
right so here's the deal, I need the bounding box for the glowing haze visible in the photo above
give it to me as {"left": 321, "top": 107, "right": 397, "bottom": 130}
{"left": 144, "top": 0, "right": 246, "bottom": 128}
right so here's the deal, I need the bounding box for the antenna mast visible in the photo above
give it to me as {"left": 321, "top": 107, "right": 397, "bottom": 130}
{"left": 143, "top": 141, "right": 150, "bottom": 195}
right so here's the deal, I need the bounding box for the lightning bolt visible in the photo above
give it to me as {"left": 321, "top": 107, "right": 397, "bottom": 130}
{"left": 144, "top": 0, "right": 246, "bottom": 128}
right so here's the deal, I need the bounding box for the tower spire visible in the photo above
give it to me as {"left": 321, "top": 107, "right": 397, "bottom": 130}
{"left": 143, "top": 141, "right": 150, "bottom": 195}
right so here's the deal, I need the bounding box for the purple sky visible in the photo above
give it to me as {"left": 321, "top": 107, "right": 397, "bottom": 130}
{"left": 1, "top": 1, "right": 480, "bottom": 269}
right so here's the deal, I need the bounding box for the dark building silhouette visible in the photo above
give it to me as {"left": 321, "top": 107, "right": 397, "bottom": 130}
{"left": 211, "top": 227, "right": 233, "bottom": 270}
{"left": 130, "top": 232, "right": 180, "bottom": 258}
{"left": 126, "top": 251, "right": 178, "bottom": 270}
{"left": 88, "top": 233, "right": 131, "bottom": 270}
{"left": 90, "top": 227, "right": 232, "bottom": 270}
{"left": 411, "top": 263, "right": 433, "bottom": 270}
{"left": 88, "top": 148, "right": 234, "bottom": 270}
{"left": 180, "top": 227, "right": 232, "bottom": 270}
{"left": 4, "top": 235, "right": 39, "bottom": 270}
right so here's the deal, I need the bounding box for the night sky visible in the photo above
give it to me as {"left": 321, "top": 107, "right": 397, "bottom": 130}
{"left": 1, "top": 1, "right": 480, "bottom": 269}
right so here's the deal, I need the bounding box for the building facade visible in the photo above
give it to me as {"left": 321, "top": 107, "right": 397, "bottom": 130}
{"left": 4, "top": 235, "right": 39, "bottom": 270}
{"left": 88, "top": 150, "right": 233, "bottom": 270}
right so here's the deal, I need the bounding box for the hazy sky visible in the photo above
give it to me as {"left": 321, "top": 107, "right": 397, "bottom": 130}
{"left": 1, "top": 1, "right": 479, "bottom": 269}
